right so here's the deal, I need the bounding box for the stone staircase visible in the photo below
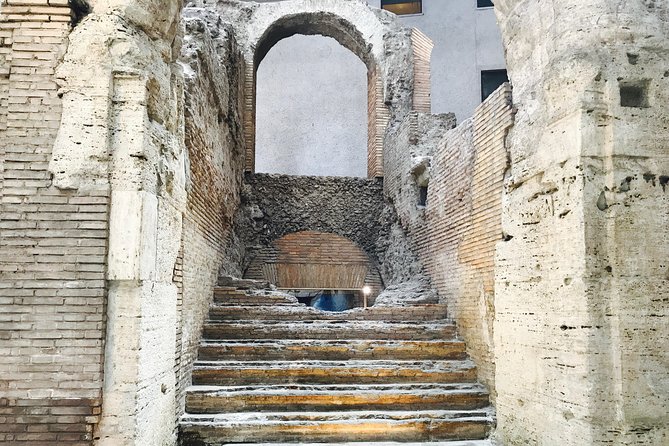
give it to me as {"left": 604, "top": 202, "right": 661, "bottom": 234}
{"left": 178, "top": 283, "right": 494, "bottom": 445}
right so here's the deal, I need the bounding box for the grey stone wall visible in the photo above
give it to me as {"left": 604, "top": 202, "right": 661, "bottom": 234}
{"left": 235, "top": 174, "right": 386, "bottom": 273}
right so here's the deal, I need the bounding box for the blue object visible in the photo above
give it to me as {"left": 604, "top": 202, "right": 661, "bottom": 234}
{"left": 311, "top": 292, "right": 353, "bottom": 312}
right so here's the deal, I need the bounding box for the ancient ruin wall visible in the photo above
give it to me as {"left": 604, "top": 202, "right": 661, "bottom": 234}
{"left": 379, "top": 85, "right": 513, "bottom": 389}
{"left": 418, "top": 85, "right": 513, "bottom": 392}
{"left": 493, "top": 0, "right": 669, "bottom": 443}
{"left": 0, "top": 3, "right": 107, "bottom": 444}
{"left": 235, "top": 173, "right": 386, "bottom": 270}
{"left": 174, "top": 16, "right": 246, "bottom": 425}
{"left": 45, "top": 0, "right": 188, "bottom": 444}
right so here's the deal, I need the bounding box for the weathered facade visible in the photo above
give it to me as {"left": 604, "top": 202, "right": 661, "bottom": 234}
{"left": 0, "top": 0, "right": 667, "bottom": 445}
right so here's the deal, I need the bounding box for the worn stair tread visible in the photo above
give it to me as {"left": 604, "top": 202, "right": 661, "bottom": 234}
{"left": 216, "top": 442, "right": 493, "bottom": 446}
{"left": 185, "top": 383, "right": 489, "bottom": 412}
{"left": 197, "top": 339, "right": 467, "bottom": 361}
{"left": 180, "top": 409, "right": 494, "bottom": 424}
{"left": 191, "top": 360, "right": 477, "bottom": 385}
{"left": 187, "top": 382, "right": 488, "bottom": 394}
{"left": 194, "top": 359, "right": 477, "bottom": 369}
{"left": 208, "top": 304, "right": 450, "bottom": 321}
{"left": 179, "top": 410, "right": 493, "bottom": 442}
{"left": 202, "top": 320, "right": 457, "bottom": 341}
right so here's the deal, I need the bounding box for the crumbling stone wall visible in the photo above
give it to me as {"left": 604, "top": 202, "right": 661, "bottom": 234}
{"left": 174, "top": 15, "right": 246, "bottom": 425}
{"left": 45, "top": 0, "right": 187, "bottom": 444}
{"left": 380, "top": 111, "right": 455, "bottom": 285}
{"left": 378, "top": 87, "right": 514, "bottom": 390}
{"left": 493, "top": 0, "right": 669, "bottom": 444}
{"left": 0, "top": 2, "right": 106, "bottom": 444}
{"left": 235, "top": 173, "right": 386, "bottom": 271}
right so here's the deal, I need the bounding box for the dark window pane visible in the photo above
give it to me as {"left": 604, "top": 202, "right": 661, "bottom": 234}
{"left": 481, "top": 69, "right": 508, "bottom": 101}
{"left": 381, "top": 0, "right": 422, "bottom": 15}
{"left": 477, "top": 0, "right": 495, "bottom": 8}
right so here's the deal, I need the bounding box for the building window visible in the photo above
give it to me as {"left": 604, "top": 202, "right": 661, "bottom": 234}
{"left": 481, "top": 69, "right": 508, "bottom": 101}
{"left": 477, "top": 0, "right": 495, "bottom": 8}
{"left": 381, "top": 0, "right": 422, "bottom": 15}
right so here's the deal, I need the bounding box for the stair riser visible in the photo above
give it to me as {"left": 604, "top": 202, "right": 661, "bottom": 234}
{"left": 192, "top": 367, "right": 477, "bottom": 386}
{"left": 208, "top": 306, "right": 448, "bottom": 322}
{"left": 198, "top": 341, "right": 467, "bottom": 361}
{"left": 179, "top": 420, "right": 491, "bottom": 444}
{"left": 201, "top": 325, "right": 456, "bottom": 341}
{"left": 186, "top": 392, "right": 490, "bottom": 413}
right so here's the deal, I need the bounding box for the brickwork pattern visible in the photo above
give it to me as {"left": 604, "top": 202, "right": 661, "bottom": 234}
{"left": 175, "top": 21, "right": 247, "bottom": 426}
{"left": 0, "top": 2, "right": 107, "bottom": 444}
{"left": 382, "top": 85, "right": 513, "bottom": 390}
{"left": 367, "top": 65, "right": 389, "bottom": 178}
{"left": 411, "top": 28, "right": 432, "bottom": 113}
{"left": 415, "top": 84, "right": 514, "bottom": 390}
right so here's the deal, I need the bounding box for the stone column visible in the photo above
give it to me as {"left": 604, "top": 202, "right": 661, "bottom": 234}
{"left": 493, "top": 0, "right": 669, "bottom": 444}
{"left": 51, "top": 1, "right": 186, "bottom": 444}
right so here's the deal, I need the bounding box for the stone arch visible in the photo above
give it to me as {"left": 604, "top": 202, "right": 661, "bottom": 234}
{"left": 214, "top": 0, "right": 431, "bottom": 178}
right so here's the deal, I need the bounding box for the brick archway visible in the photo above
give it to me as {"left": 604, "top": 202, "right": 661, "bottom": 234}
{"left": 248, "top": 12, "right": 388, "bottom": 178}
{"left": 216, "top": 0, "right": 433, "bottom": 179}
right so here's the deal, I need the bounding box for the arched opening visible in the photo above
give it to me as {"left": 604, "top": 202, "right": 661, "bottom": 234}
{"left": 243, "top": 12, "right": 389, "bottom": 178}
{"left": 255, "top": 35, "right": 368, "bottom": 177}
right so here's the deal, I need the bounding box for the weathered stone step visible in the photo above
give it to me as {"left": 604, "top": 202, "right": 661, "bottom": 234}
{"left": 216, "top": 442, "right": 493, "bottom": 446}
{"left": 179, "top": 410, "right": 493, "bottom": 443}
{"left": 201, "top": 320, "right": 457, "bottom": 341}
{"left": 217, "top": 442, "right": 493, "bottom": 446}
{"left": 185, "top": 383, "right": 489, "bottom": 413}
{"left": 213, "top": 288, "right": 299, "bottom": 306}
{"left": 192, "top": 360, "right": 477, "bottom": 385}
{"left": 198, "top": 339, "right": 467, "bottom": 361}
{"left": 208, "top": 304, "right": 449, "bottom": 322}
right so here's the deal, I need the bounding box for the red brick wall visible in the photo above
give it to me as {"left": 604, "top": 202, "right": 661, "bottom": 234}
{"left": 0, "top": 2, "right": 105, "bottom": 444}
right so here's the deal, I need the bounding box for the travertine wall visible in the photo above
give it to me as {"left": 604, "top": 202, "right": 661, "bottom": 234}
{"left": 0, "top": 2, "right": 106, "bottom": 444}
{"left": 47, "top": 0, "right": 187, "bottom": 444}
{"left": 493, "top": 0, "right": 669, "bottom": 444}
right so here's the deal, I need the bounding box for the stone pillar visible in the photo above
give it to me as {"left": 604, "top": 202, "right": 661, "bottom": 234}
{"left": 51, "top": 1, "right": 186, "bottom": 444}
{"left": 493, "top": 1, "right": 669, "bottom": 444}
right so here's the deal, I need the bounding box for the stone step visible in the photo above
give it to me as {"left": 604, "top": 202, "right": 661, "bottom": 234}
{"left": 215, "top": 442, "right": 493, "bottom": 446}
{"left": 185, "top": 383, "right": 489, "bottom": 413}
{"left": 192, "top": 360, "right": 477, "bottom": 386}
{"left": 213, "top": 288, "right": 299, "bottom": 306}
{"left": 198, "top": 339, "right": 467, "bottom": 361}
{"left": 179, "top": 410, "right": 494, "bottom": 444}
{"left": 201, "top": 320, "right": 457, "bottom": 341}
{"left": 208, "top": 304, "right": 449, "bottom": 322}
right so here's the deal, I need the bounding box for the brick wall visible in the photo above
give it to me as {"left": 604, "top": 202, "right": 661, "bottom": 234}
{"left": 244, "top": 230, "right": 383, "bottom": 299}
{"left": 175, "top": 20, "right": 246, "bottom": 422}
{"left": 410, "top": 28, "right": 432, "bottom": 114}
{"left": 0, "top": 2, "right": 106, "bottom": 444}
{"left": 382, "top": 84, "right": 513, "bottom": 389}
{"left": 415, "top": 84, "right": 514, "bottom": 390}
